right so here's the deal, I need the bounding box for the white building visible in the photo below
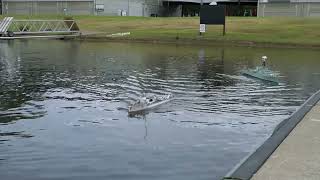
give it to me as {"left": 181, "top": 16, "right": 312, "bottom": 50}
{"left": 1, "top": 0, "right": 211, "bottom": 16}
{"left": 2, "top": 0, "right": 94, "bottom": 15}
{"left": 95, "top": 0, "right": 161, "bottom": 16}
{"left": 258, "top": 0, "right": 320, "bottom": 17}
{"left": 4, "top": 0, "right": 319, "bottom": 17}
{"left": 1, "top": 0, "right": 162, "bottom": 16}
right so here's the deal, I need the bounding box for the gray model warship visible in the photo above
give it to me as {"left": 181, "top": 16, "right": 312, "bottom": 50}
{"left": 128, "top": 94, "right": 173, "bottom": 113}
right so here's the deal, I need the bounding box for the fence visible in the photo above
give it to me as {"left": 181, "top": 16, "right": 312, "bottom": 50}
{"left": 258, "top": 2, "right": 320, "bottom": 17}
{"left": 2, "top": 1, "right": 94, "bottom": 15}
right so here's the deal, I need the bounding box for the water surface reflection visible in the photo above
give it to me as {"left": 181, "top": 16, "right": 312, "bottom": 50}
{"left": 0, "top": 40, "right": 319, "bottom": 180}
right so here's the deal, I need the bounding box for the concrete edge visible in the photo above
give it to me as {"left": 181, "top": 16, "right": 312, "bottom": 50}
{"left": 223, "top": 89, "right": 320, "bottom": 180}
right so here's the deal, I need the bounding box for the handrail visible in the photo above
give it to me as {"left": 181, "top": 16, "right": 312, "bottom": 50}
{"left": 0, "top": 17, "right": 80, "bottom": 37}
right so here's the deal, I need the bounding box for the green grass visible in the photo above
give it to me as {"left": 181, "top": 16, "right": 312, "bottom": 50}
{"left": 2, "top": 15, "right": 320, "bottom": 46}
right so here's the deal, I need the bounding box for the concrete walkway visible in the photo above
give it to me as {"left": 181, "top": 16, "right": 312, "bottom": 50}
{"left": 251, "top": 100, "right": 320, "bottom": 180}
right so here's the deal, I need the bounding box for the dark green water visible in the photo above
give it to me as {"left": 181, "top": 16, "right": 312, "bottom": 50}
{"left": 0, "top": 40, "right": 319, "bottom": 180}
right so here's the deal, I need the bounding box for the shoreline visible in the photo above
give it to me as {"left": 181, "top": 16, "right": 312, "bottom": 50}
{"left": 77, "top": 34, "right": 320, "bottom": 49}
{"left": 2, "top": 15, "right": 320, "bottom": 49}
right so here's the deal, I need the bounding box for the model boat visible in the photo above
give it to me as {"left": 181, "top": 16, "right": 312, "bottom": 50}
{"left": 128, "top": 94, "right": 173, "bottom": 113}
{"left": 242, "top": 66, "right": 280, "bottom": 84}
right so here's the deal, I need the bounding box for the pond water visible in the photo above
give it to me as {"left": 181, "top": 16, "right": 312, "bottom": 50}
{"left": 0, "top": 40, "right": 319, "bottom": 180}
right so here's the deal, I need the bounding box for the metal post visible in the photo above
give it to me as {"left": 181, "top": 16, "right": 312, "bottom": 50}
{"left": 223, "top": 5, "right": 226, "bottom": 36}
{"left": 92, "top": 0, "right": 95, "bottom": 15}
{"left": 127, "top": 0, "right": 129, "bottom": 16}
{"left": 257, "top": 0, "right": 259, "bottom": 17}
{"left": 199, "top": 0, "right": 203, "bottom": 36}
{"left": 142, "top": 1, "right": 144, "bottom": 17}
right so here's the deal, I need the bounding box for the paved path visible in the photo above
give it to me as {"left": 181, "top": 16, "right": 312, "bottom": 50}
{"left": 251, "top": 100, "right": 320, "bottom": 180}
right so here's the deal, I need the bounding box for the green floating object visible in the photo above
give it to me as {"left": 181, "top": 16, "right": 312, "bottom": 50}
{"left": 242, "top": 66, "right": 280, "bottom": 85}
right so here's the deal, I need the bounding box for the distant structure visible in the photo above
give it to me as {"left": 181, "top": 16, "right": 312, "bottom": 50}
{"left": 1, "top": 0, "right": 94, "bottom": 15}
{"left": 1, "top": 0, "right": 258, "bottom": 16}
{"left": 162, "top": 0, "right": 257, "bottom": 16}
{"left": 258, "top": 0, "right": 320, "bottom": 17}
{"left": 1, "top": 0, "right": 161, "bottom": 16}
{"left": 2, "top": 0, "right": 319, "bottom": 17}
{"left": 94, "top": 0, "right": 161, "bottom": 16}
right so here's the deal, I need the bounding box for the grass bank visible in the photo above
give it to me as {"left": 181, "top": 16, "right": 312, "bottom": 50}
{"left": 2, "top": 15, "right": 320, "bottom": 47}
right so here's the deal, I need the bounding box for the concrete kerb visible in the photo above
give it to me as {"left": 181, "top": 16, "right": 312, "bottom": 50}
{"left": 223, "top": 89, "right": 320, "bottom": 180}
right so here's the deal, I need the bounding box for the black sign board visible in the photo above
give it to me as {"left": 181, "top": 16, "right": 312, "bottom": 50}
{"left": 200, "top": 5, "right": 225, "bottom": 25}
{"left": 200, "top": 5, "right": 226, "bottom": 35}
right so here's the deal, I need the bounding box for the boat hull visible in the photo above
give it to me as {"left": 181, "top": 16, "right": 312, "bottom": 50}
{"left": 128, "top": 95, "right": 174, "bottom": 114}
{"left": 242, "top": 67, "right": 280, "bottom": 85}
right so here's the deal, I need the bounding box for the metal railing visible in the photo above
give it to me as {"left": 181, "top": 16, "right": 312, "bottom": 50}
{"left": 8, "top": 20, "right": 79, "bottom": 35}
{"left": 0, "top": 17, "right": 13, "bottom": 34}
{"left": 0, "top": 17, "right": 80, "bottom": 37}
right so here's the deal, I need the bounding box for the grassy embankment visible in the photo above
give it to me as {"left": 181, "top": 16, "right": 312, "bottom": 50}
{"left": 2, "top": 15, "right": 320, "bottom": 47}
